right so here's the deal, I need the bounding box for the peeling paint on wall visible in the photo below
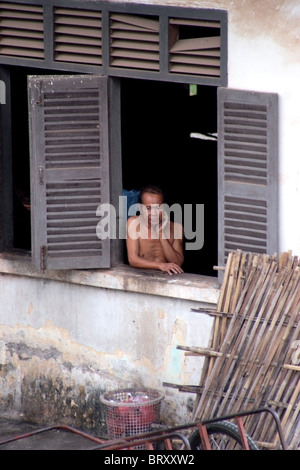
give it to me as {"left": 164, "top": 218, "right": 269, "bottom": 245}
{"left": 163, "top": 318, "right": 187, "bottom": 382}
{"left": 27, "top": 302, "right": 34, "bottom": 316}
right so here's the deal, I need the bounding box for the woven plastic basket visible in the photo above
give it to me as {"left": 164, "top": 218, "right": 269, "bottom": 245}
{"left": 101, "top": 388, "right": 164, "bottom": 442}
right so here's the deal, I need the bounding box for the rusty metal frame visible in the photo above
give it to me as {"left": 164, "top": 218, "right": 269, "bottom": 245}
{"left": 193, "top": 407, "right": 287, "bottom": 450}
{"left": 92, "top": 431, "right": 192, "bottom": 450}
{"left": 0, "top": 407, "right": 287, "bottom": 450}
{"left": 94, "top": 407, "right": 287, "bottom": 450}
{"left": 0, "top": 424, "right": 106, "bottom": 448}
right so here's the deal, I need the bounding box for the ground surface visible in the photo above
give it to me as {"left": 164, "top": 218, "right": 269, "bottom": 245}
{"left": 0, "top": 418, "right": 105, "bottom": 450}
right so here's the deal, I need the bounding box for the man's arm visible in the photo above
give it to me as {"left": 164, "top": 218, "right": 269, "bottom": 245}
{"left": 159, "top": 222, "right": 184, "bottom": 267}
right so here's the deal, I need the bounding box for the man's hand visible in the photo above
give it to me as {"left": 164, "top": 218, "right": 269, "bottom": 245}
{"left": 158, "top": 208, "right": 170, "bottom": 239}
{"left": 159, "top": 262, "right": 183, "bottom": 276}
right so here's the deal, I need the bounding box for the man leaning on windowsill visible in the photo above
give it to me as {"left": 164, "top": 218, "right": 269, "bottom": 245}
{"left": 126, "top": 186, "right": 184, "bottom": 276}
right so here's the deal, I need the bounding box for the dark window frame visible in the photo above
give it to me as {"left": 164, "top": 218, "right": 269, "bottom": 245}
{"left": 0, "top": 0, "right": 228, "bottom": 86}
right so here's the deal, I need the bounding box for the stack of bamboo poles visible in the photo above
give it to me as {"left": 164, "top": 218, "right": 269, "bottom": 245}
{"left": 193, "top": 250, "right": 300, "bottom": 449}
{"left": 175, "top": 251, "right": 300, "bottom": 449}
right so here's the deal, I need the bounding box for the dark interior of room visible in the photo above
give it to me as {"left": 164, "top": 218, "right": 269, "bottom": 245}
{"left": 10, "top": 67, "right": 32, "bottom": 251}
{"left": 121, "top": 78, "right": 218, "bottom": 276}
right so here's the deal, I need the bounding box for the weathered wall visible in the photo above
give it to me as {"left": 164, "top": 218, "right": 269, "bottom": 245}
{"left": 0, "top": 267, "right": 216, "bottom": 432}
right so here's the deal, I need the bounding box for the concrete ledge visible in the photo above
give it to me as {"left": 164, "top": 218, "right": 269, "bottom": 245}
{"left": 0, "top": 251, "right": 220, "bottom": 305}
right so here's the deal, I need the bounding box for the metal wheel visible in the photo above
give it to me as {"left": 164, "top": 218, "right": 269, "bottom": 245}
{"left": 189, "top": 421, "right": 259, "bottom": 450}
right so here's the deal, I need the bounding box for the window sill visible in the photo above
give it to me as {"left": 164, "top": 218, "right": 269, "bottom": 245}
{"left": 0, "top": 251, "right": 220, "bottom": 305}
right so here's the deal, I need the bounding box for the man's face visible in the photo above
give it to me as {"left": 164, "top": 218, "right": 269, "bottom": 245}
{"left": 140, "top": 192, "right": 164, "bottom": 227}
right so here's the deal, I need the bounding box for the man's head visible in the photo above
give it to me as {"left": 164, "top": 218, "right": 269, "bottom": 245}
{"left": 138, "top": 185, "right": 164, "bottom": 204}
{"left": 139, "top": 185, "right": 165, "bottom": 227}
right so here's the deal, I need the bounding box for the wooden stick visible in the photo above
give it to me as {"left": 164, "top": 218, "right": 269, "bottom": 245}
{"left": 177, "top": 345, "right": 222, "bottom": 357}
{"left": 282, "top": 364, "right": 300, "bottom": 371}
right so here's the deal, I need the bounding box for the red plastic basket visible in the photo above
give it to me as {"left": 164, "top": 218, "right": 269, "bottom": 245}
{"left": 101, "top": 388, "right": 164, "bottom": 444}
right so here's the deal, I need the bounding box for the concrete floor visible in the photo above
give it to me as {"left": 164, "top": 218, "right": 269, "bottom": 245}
{"left": 0, "top": 418, "right": 105, "bottom": 450}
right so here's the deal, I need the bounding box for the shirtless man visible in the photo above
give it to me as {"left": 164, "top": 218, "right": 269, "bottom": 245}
{"left": 126, "top": 186, "right": 184, "bottom": 275}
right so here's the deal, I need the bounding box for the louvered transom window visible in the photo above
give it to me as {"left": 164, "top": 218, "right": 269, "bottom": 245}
{"left": 110, "top": 13, "right": 160, "bottom": 71}
{"left": 169, "top": 18, "right": 220, "bottom": 77}
{"left": 224, "top": 102, "right": 268, "bottom": 185}
{"left": 54, "top": 8, "right": 102, "bottom": 65}
{"left": 0, "top": 3, "right": 227, "bottom": 85}
{"left": 0, "top": 2, "right": 44, "bottom": 59}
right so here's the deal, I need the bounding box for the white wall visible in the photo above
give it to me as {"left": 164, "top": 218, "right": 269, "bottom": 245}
{"left": 226, "top": 0, "right": 300, "bottom": 255}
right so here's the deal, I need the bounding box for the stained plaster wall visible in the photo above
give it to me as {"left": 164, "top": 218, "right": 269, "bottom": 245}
{"left": 1, "top": 0, "right": 300, "bottom": 431}
{"left": 0, "top": 260, "right": 218, "bottom": 432}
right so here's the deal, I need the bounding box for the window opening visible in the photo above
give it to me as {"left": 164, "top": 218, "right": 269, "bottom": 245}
{"left": 11, "top": 67, "right": 31, "bottom": 250}
{"left": 9, "top": 65, "right": 71, "bottom": 251}
{"left": 121, "top": 78, "right": 218, "bottom": 276}
{"left": 5, "top": 66, "right": 218, "bottom": 276}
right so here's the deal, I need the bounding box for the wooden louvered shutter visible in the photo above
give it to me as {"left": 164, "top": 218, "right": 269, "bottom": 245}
{"left": 110, "top": 14, "right": 160, "bottom": 71}
{"left": 169, "top": 18, "right": 221, "bottom": 78}
{"left": 0, "top": 2, "right": 44, "bottom": 59}
{"left": 54, "top": 7, "right": 102, "bottom": 65}
{"left": 218, "top": 88, "right": 278, "bottom": 268}
{"left": 28, "top": 75, "right": 110, "bottom": 270}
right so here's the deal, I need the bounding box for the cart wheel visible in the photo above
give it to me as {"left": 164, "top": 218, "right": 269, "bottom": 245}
{"left": 189, "top": 421, "right": 259, "bottom": 450}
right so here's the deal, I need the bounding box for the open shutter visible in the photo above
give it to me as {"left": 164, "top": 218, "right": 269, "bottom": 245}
{"left": 28, "top": 75, "right": 110, "bottom": 270}
{"left": 218, "top": 88, "right": 278, "bottom": 268}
